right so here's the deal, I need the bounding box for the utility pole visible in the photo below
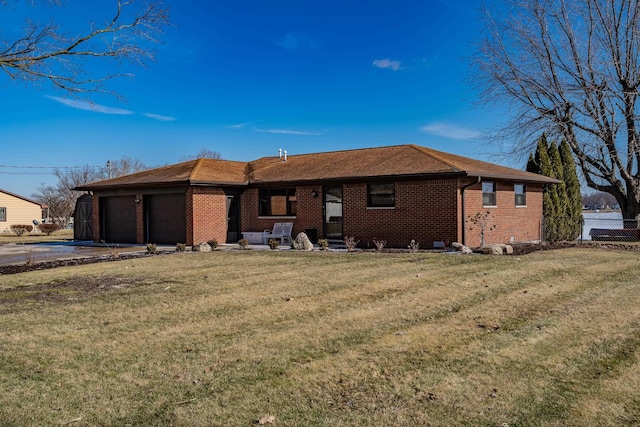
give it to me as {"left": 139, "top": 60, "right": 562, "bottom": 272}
{"left": 106, "top": 160, "right": 112, "bottom": 179}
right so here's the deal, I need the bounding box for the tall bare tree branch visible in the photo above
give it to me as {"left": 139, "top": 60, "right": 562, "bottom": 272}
{"left": 0, "top": 0, "right": 169, "bottom": 96}
{"left": 475, "top": 0, "right": 640, "bottom": 218}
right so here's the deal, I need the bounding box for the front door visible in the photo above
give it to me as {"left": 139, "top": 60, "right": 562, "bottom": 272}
{"left": 323, "top": 185, "right": 343, "bottom": 240}
{"left": 226, "top": 195, "right": 240, "bottom": 242}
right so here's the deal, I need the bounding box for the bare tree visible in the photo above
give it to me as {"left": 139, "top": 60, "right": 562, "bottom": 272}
{"left": 475, "top": 0, "right": 640, "bottom": 219}
{"left": 34, "top": 165, "right": 102, "bottom": 225}
{"left": 33, "top": 156, "right": 147, "bottom": 225}
{"left": 179, "top": 148, "right": 222, "bottom": 161}
{"left": 1, "top": 0, "right": 169, "bottom": 96}
{"left": 105, "top": 156, "right": 148, "bottom": 178}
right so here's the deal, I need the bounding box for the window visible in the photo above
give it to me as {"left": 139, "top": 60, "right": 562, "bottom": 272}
{"left": 368, "top": 182, "right": 395, "bottom": 208}
{"left": 482, "top": 181, "right": 496, "bottom": 206}
{"left": 515, "top": 184, "right": 526, "bottom": 206}
{"left": 0, "top": 207, "right": 5, "bottom": 222}
{"left": 259, "top": 188, "right": 297, "bottom": 216}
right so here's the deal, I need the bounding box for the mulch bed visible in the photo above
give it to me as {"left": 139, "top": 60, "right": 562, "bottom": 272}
{"left": 1, "top": 241, "right": 637, "bottom": 275}
{"left": 0, "top": 252, "right": 161, "bottom": 275}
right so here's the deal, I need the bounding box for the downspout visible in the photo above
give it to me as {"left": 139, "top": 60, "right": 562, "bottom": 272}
{"left": 460, "top": 176, "right": 481, "bottom": 246}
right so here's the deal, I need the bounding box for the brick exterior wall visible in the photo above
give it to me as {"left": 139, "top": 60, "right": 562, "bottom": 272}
{"left": 461, "top": 180, "right": 543, "bottom": 247}
{"left": 241, "top": 185, "right": 323, "bottom": 239}
{"left": 92, "top": 195, "right": 100, "bottom": 243}
{"left": 135, "top": 194, "right": 144, "bottom": 244}
{"left": 343, "top": 179, "right": 459, "bottom": 248}
{"left": 188, "top": 187, "right": 228, "bottom": 245}
{"left": 91, "top": 179, "right": 545, "bottom": 248}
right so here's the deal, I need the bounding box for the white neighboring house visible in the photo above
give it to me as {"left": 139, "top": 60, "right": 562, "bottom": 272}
{"left": 0, "top": 189, "right": 43, "bottom": 234}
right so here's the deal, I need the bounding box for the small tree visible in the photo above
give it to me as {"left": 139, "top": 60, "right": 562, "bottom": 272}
{"left": 467, "top": 210, "right": 496, "bottom": 247}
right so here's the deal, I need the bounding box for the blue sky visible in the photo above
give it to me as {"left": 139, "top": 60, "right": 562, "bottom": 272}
{"left": 0, "top": 0, "right": 507, "bottom": 197}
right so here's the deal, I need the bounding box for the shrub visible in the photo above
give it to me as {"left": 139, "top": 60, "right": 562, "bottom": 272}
{"left": 39, "top": 223, "right": 61, "bottom": 235}
{"left": 238, "top": 239, "right": 249, "bottom": 249}
{"left": 373, "top": 239, "right": 386, "bottom": 252}
{"left": 207, "top": 239, "right": 218, "bottom": 249}
{"left": 344, "top": 236, "right": 359, "bottom": 252}
{"left": 10, "top": 224, "right": 33, "bottom": 237}
{"left": 146, "top": 243, "right": 157, "bottom": 254}
{"left": 176, "top": 243, "right": 186, "bottom": 252}
{"left": 317, "top": 239, "right": 329, "bottom": 251}
{"left": 268, "top": 238, "right": 280, "bottom": 250}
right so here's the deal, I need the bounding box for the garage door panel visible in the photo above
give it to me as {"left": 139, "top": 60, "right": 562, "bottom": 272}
{"left": 147, "top": 194, "right": 186, "bottom": 244}
{"left": 103, "top": 196, "right": 136, "bottom": 243}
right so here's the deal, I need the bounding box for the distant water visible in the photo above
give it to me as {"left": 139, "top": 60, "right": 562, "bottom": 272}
{"left": 581, "top": 211, "right": 624, "bottom": 240}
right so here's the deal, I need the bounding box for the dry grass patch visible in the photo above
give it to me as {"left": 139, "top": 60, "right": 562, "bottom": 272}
{"left": 0, "top": 249, "right": 639, "bottom": 426}
{"left": 0, "top": 228, "right": 73, "bottom": 244}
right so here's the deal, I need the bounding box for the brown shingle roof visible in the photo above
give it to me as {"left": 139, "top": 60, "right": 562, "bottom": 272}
{"left": 76, "top": 158, "right": 248, "bottom": 190}
{"left": 76, "top": 144, "right": 559, "bottom": 190}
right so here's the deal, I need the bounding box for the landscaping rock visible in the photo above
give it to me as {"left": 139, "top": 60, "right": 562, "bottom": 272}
{"left": 292, "top": 232, "right": 314, "bottom": 251}
{"left": 452, "top": 242, "right": 473, "bottom": 254}
{"left": 193, "top": 242, "right": 212, "bottom": 252}
{"left": 499, "top": 244, "right": 514, "bottom": 255}
{"left": 479, "top": 244, "right": 504, "bottom": 255}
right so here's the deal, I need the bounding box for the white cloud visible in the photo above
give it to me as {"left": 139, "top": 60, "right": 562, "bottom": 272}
{"left": 230, "top": 121, "right": 255, "bottom": 129}
{"left": 276, "top": 33, "right": 321, "bottom": 51}
{"left": 143, "top": 113, "right": 176, "bottom": 122}
{"left": 372, "top": 58, "right": 402, "bottom": 71}
{"left": 420, "top": 122, "right": 481, "bottom": 140}
{"left": 45, "top": 96, "right": 134, "bottom": 115}
{"left": 254, "top": 128, "right": 321, "bottom": 136}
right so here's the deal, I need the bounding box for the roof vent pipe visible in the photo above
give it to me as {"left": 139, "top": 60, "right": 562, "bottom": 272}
{"left": 283, "top": 150, "right": 288, "bottom": 161}
{"left": 278, "top": 148, "right": 282, "bottom": 159}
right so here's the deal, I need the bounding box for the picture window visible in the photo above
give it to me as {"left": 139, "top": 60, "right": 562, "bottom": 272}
{"left": 259, "top": 188, "right": 296, "bottom": 216}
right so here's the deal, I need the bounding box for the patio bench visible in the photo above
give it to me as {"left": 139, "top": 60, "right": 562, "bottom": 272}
{"left": 264, "top": 222, "right": 293, "bottom": 245}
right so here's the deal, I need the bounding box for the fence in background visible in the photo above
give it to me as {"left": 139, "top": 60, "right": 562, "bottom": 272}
{"left": 545, "top": 211, "right": 640, "bottom": 242}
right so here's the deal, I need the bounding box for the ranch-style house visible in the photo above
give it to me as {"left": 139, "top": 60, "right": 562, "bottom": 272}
{"left": 76, "top": 144, "right": 558, "bottom": 248}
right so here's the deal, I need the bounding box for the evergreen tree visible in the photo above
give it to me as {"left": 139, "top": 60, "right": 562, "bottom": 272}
{"left": 549, "top": 141, "right": 570, "bottom": 239}
{"left": 526, "top": 153, "right": 539, "bottom": 174}
{"left": 534, "top": 135, "right": 560, "bottom": 241}
{"left": 560, "top": 139, "right": 583, "bottom": 239}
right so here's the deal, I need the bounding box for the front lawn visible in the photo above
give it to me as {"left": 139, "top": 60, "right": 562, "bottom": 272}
{"left": 1, "top": 249, "right": 638, "bottom": 426}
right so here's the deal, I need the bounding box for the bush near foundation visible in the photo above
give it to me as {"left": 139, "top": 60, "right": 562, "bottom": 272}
{"left": 38, "top": 223, "right": 61, "bottom": 235}
{"left": 10, "top": 224, "right": 33, "bottom": 237}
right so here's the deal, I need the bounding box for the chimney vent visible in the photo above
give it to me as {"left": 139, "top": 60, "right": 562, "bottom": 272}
{"left": 284, "top": 150, "right": 287, "bottom": 161}
{"left": 278, "top": 148, "right": 282, "bottom": 159}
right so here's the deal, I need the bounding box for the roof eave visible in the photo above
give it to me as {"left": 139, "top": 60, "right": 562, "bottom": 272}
{"left": 190, "top": 180, "right": 249, "bottom": 187}
{"left": 76, "top": 179, "right": 250, "bottom": 192}
{"left": 75, "top": 180, "right": 191, "bottom": 191}
{"left": 249, "top": 171, "right": 466, "bottom": 186}
{"left": 464, "top": 171, "right": 561, "bottom": 184}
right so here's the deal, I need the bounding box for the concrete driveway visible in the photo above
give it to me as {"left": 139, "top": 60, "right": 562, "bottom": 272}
{"left": 0, "top": 241, "right": 149, "bottom": 267}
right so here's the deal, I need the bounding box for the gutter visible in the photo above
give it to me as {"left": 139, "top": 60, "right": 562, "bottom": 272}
{"left": 460, "top": 176, "right": 481, "bottom": 246}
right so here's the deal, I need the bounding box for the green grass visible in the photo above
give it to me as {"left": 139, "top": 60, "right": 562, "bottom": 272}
{"left": 1, "top": 248, "right": 639, "bottom": 426}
